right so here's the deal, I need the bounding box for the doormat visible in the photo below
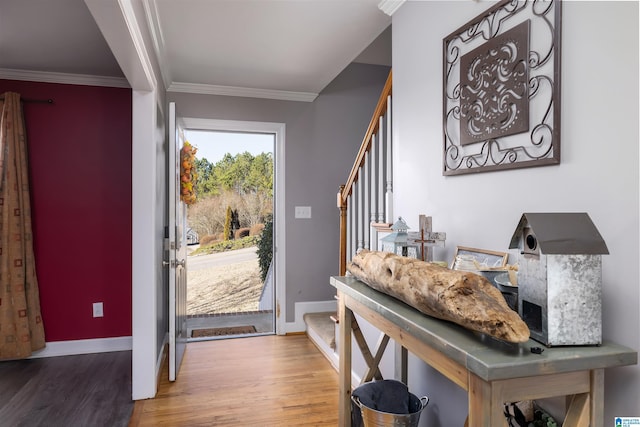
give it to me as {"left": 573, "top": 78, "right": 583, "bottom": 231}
{"left": 191, "top": 325, "right": 256, "bottom": 338}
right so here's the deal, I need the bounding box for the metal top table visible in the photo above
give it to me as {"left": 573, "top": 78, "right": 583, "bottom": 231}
{"left": 330, "top": 276, "right": 637, "bottom": 427}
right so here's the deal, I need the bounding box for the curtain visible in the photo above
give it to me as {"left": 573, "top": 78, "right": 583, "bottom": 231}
{"left": 0, "top": 92, "right": 45, "bottom": 359}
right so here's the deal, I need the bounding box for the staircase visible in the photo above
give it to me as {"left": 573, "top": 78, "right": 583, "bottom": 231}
{"left": 305, "top": 70, "right": 393, "bottom": 369}
{"left": 338, "top": 70, "right": 394, "bottom": 275}
{"left": 304, "top": 312, "right": 338, "bottom": 370}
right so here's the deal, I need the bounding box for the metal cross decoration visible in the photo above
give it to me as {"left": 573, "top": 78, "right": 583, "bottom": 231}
{"left": 408, "top": 215, "right": 446, "bottom": 262}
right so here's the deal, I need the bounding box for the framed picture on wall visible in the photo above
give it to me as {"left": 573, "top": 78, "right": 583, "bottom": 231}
{"left": 442, "top": 0, "right": 562, "bottom": 176}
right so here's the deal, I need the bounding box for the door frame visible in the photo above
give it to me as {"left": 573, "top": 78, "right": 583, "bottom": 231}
{"left": 181, "top": 117, "right": 286, "bottom": 335}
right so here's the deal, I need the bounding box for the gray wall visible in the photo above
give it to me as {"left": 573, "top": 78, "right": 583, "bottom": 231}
{"left": 391, "top": 1, "right": 638, "bottom": 424}
{"left": 169, "top": 62, "right": 390, "bottom": 321}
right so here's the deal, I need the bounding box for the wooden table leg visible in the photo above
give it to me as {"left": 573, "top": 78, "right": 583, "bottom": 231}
{"left": 338, "top": 291, "right": 353, "bottom": 427}
{"left": 395, "top": 343, "right": 408, "bottom": 384}
{"left": 468, "top": 373, "right": 492, "bottom": 427}
{"left": 591, "top": 369, "right": 604, "bottom": 426}
{"left": 468, "top": 373, "right": 509, "bottom": 427}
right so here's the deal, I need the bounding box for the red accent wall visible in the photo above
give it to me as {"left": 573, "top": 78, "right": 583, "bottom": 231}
{"left": 0, "top": 80, "right": 132, "bottom": 341}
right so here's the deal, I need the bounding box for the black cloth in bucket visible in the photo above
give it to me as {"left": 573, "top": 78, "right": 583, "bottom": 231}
{"left": 351, "top": 380, "right": 411, "bottom": 427}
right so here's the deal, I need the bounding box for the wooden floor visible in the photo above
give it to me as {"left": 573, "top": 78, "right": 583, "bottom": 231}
{"left": 129, "top": 334, "right": 339, "bottom": 426}
{"left": 0, "top": 350, "right": 133, "bottom": 426}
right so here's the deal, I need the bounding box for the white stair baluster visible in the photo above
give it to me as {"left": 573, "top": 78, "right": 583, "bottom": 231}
{"left": 346, "top": 193, "right": 352, "bottom": 264}
{"left": 369, "top": 135, "right": 378, "bottom": 249}
{"left": 385, "top": 95, "right": 393, "bottom": 224}
{"left": 363, "top": 151, "right": 370, "bottom": 250}
{"left": 357, "top": 167, "right": 363, "bottom": 252}
{"left": 351, "top": 185, "right": 357, "bottom": 259}
{"left": 377, "top": 121, "right": 385, "bottom": 223}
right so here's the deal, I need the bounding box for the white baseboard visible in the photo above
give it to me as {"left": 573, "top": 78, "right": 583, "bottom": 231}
{"left": 284, "top": 300, "right": 337, "bottom": 334}
{"left": 29, "top": 336, "right": 132, "bottom": 358}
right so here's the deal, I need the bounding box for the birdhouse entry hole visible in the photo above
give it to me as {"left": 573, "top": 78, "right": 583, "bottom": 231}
{"left": 525, "top": 234, "right": 537, "bottom": 251}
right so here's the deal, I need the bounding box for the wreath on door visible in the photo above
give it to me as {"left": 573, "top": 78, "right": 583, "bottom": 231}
{"left": 180, "top": 141, "right": 197, "bottom": 205}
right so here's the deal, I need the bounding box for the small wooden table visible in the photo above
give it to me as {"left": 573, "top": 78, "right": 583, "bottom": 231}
{"left": 330, "top": 276, "right": 637, "bottom": 427}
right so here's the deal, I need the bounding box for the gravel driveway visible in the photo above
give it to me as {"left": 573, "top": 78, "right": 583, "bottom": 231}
{"left": 186, "top": 247, "right": 263, "bottom": 315}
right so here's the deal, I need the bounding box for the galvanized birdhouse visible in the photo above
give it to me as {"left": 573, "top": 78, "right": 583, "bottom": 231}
{"left": 509, "top": 213, "right": 609, "bottom": 346}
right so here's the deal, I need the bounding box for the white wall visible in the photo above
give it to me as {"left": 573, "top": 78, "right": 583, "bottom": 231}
{"left": 392, "top": 1, "right": 639, "bottom": 423}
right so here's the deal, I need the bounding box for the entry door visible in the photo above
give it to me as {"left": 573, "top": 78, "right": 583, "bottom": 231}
{"left": 168, "top": 102, "right": 187, "bottom": 381}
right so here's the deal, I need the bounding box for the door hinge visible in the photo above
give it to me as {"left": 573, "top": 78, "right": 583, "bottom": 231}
{"left": 164, "top": 238, "right": 176, "bottom": 251}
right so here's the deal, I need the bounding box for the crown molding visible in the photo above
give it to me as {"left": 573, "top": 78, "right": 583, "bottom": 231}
{"left": 85, "top": 0, "right": 156, "bottom": 91}
{"left": 0, "top": 68, "right": 129, "bottom": 88}
{"left": 117, "top": 0, "right": 157, "bottom": 91}
{"left": 378, "top": 0, "right": 405, "bottom": 16}
{"left": 142, "top": 0, "right": 171, "bottom": 91}
{"left": 168, "top": 81, "right": 318, "bottom": 102}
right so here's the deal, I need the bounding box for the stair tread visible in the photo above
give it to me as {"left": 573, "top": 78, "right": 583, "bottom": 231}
{"left": 304, "top": 312, "right": 336, "bottom": 350}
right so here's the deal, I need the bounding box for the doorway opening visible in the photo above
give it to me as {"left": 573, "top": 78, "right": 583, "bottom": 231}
{"left": 183, "top": 128, "right": 277, "bottom": 340}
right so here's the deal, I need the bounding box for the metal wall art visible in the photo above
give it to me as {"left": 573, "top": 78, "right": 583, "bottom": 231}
{"left": 443, "top": 0, "right": 562, "bottom": 176}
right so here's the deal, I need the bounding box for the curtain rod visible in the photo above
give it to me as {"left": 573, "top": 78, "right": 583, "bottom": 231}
{"left": 0, "top": 97, "right": 54, "bottom": 104}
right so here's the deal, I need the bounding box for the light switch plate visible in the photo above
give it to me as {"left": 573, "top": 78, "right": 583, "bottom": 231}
{"left": 295, "top": 206, "right": 311, "bottom": 219}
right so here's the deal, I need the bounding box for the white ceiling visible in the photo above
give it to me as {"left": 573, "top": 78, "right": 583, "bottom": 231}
{"left": 0, "top": 0, "right": 392, "bottom": 100}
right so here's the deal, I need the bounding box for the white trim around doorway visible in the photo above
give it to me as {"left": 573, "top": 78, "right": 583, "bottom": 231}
{"left": 180, "top": 118, "right": 286, "bottom": 335}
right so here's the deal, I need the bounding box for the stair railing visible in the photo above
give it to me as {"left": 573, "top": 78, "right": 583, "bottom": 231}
{"left": 338, "top": 70, "right": 393, "bottom": 275}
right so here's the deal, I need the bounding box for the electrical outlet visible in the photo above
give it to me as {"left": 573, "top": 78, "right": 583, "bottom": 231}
{"left": 93, "top": 302, "right": 104, "bottom": 318}
{"left": 295, "top": 206, "right": 311, "bottom": 219}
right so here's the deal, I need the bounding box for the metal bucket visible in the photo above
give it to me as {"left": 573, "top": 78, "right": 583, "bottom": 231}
{"left": 352, "top": 393, "right": 429, "bottom": 427}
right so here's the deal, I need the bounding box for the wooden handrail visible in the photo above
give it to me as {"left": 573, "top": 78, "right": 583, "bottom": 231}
{"left": 338, "top": 70, "right": 392, "bottom": 275}
{"left": 338, "top": 185, "right": 348, "bottom": 275}
{"left": 339, "top": 70, "right": 392, "bottom": 205}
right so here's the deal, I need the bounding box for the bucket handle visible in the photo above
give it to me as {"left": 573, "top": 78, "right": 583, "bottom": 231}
{"left": 351, "top": 395, "right": 362, "bottom": 409}
{"left": 419, "top": 396, "right": 429, "bottom": 411}
{"left": 351, "top": 395, "right": 430, "bottom": 411}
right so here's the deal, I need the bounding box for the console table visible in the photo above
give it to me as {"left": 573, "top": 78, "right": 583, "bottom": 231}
{"left": 330, "top": 276, "right": 637, "bottom": 427}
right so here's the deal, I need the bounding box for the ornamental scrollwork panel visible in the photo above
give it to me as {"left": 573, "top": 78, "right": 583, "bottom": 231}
{"left": 443, "top": 0, "right": 561, "bottom": 176}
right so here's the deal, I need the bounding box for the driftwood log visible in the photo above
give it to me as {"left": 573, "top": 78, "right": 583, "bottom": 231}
{"left": 347, "top": 250, "right": 530, "bottom": 343}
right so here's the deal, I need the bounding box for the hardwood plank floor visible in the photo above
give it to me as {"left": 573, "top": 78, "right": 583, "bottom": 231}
{"left": 129, "top": 334, "right": 339, "bottom": 426}
{"left": 0, "top": 350, "right": 133, "bottom": 427}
